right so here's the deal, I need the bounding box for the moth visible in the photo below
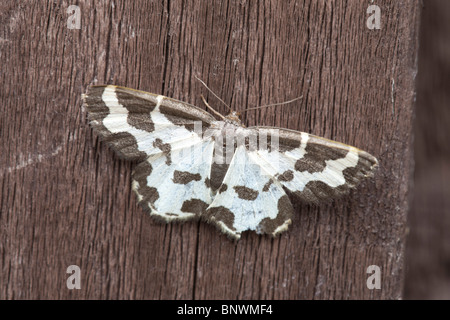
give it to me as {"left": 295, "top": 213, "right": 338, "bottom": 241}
{"left": 82, "top": 85, "right": 378, "bottom": 240}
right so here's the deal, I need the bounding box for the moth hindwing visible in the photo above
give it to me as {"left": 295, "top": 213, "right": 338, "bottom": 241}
{"left": 83, "top": 85, "right": 378, "bottom": 240}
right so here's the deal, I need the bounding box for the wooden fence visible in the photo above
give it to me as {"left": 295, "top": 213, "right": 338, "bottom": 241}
{"left": 0, "top": 0, "right": 420, "bottom": 299}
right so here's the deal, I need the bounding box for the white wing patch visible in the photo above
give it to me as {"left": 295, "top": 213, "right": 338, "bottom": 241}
{"left": 204, "top": 146, "right": 293, "bottom": 240}
{"left": 102, "top": 86, "right": 203, "bottom": 157}
{"left": 133, "top": 140, "right": 215, "bottom": 221}
{"left": 253, "top": 145, "right": 360, "bottom": 191}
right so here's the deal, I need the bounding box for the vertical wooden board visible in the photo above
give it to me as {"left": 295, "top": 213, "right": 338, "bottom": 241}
{"left": 193, "top": 0, "right": 420, "bottom": 299}
{"left": 0, "top": 0, "right": 419, "bottom": 299}
{"left": 0, "top": 0, "right": 199, "bottom": 299}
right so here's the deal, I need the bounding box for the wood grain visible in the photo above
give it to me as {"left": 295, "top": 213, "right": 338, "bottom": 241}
{"left": 0, "top": 0, "right": 420, "bottom": 299}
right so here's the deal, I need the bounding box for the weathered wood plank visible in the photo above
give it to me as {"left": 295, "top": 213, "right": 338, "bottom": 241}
{"left": 0, "top": 0, "right": 420, "bottom": 299}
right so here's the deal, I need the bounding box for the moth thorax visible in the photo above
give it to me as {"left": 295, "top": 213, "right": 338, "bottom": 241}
{"left": 225, "top": 111, "right": 243, "bottom": 126}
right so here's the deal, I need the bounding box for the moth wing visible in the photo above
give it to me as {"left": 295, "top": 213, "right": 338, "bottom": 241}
{"left": 133, "top": 139, "right": 215, "bottom": 221}
{"left": 250, "top": 127, "right": 378, "bottom": 204}
{"left": 204, "top": 145, "right": 294, "bottom": 240}
{"left": 82, "top": 85, "right": 216, "bottom": 161}
{"left": 83, "top": 85, "right": 218, "bottom": 221}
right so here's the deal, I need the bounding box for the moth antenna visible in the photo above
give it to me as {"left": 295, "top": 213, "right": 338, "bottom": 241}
{"left": 200, "top": 95, "right": 226, "bottom": 120}
{"left": 194, "top": 75, "right": 232, "bottom": 112}
{"left": 242, "top": 96, "right": 303, "bottom": 112}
